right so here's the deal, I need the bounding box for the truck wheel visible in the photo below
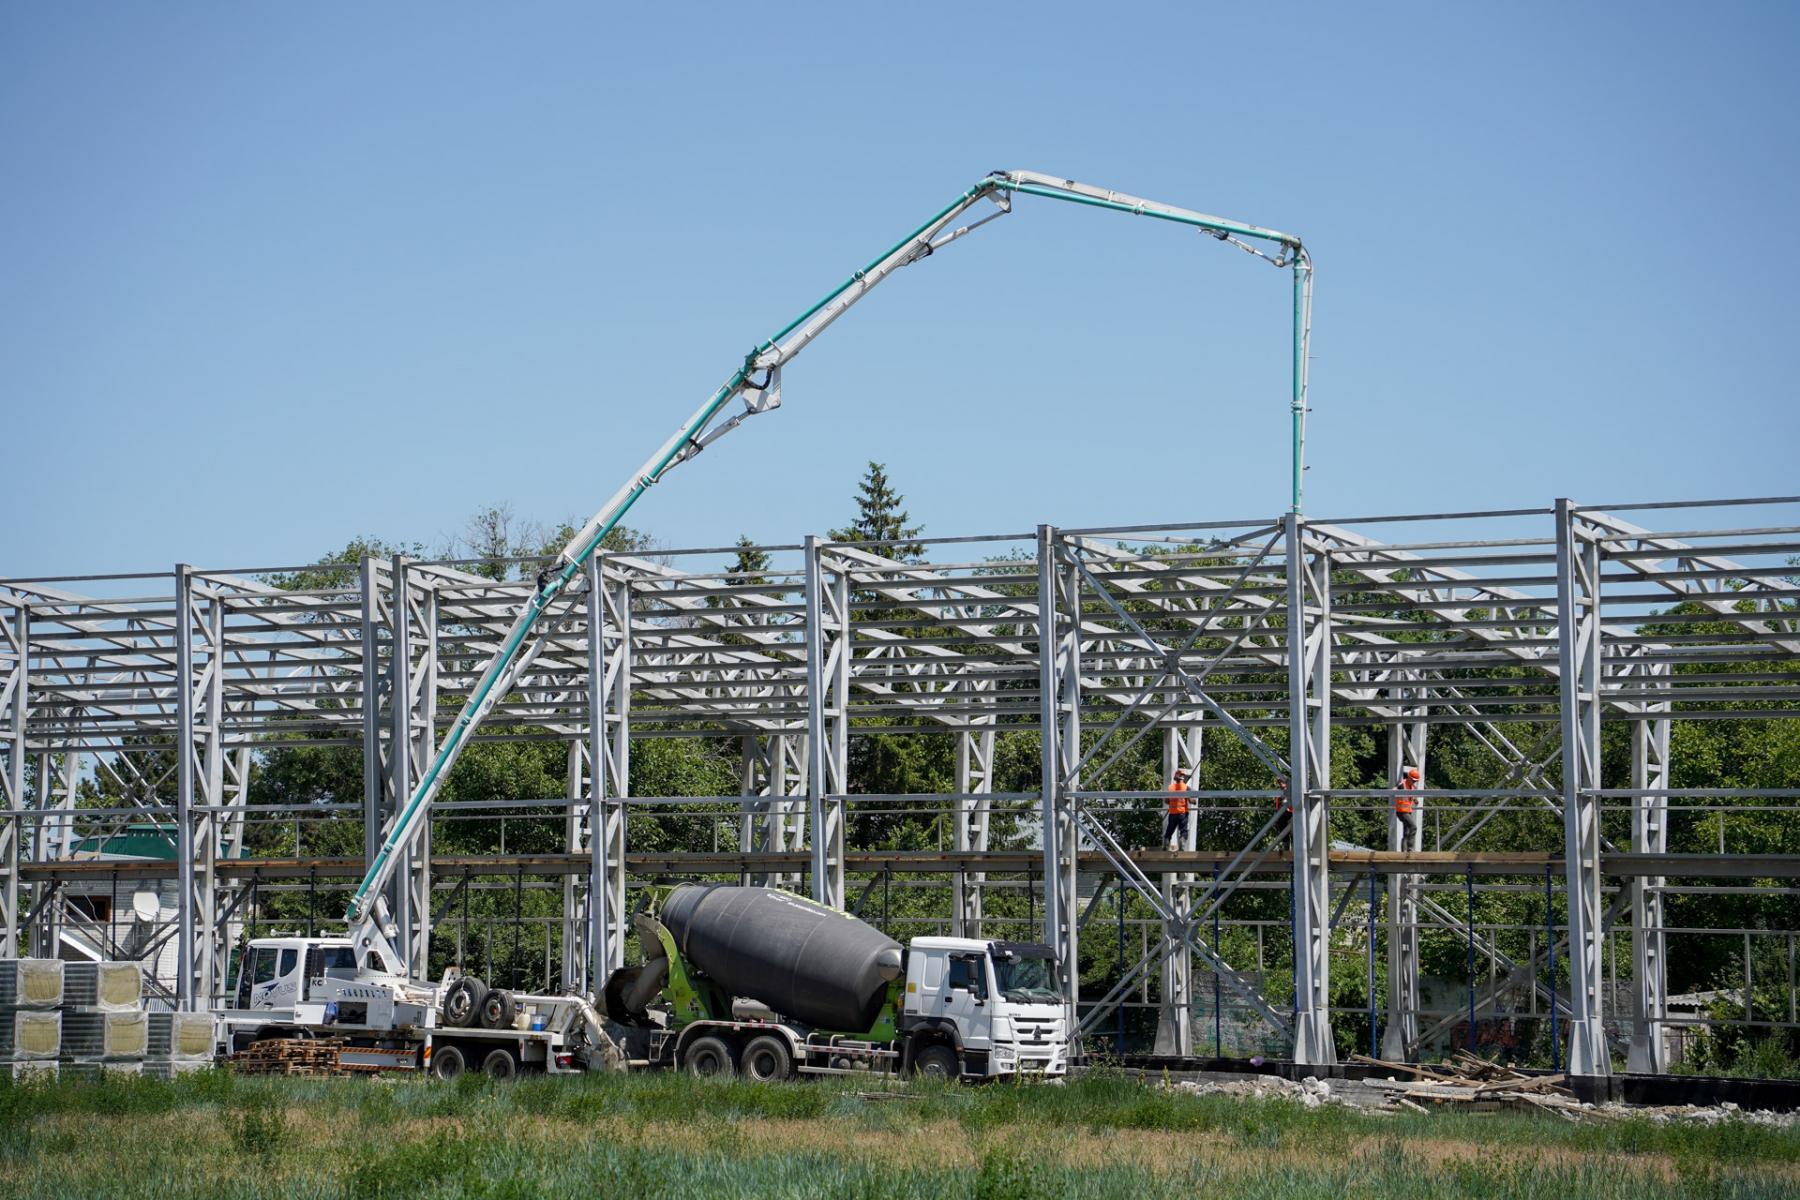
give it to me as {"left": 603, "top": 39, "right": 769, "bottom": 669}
{"left": 740, "top": 1035, "right": 792, "bottom": 1082}
{"left": 684, "top": 1035, "right": 737, "bottom": 1079}
{"left": 912, "top": 1044, "right": 959, "bottom": 1082}
{"left": 430, "top": 1044, "right": 466, "bottom": 1080}
{"left": 442, "top": 977, "right": 486, "bottom": 1029}
{"left": 479, "top": 988, "right": 515, "bottom": 1030}
{"left": 481, "top": 1048, "right": 519, "bottom": 1080}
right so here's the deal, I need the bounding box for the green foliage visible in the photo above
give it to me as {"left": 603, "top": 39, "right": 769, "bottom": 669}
{"left": 226, "top": 1093, "right": 288, "bottom": 1160}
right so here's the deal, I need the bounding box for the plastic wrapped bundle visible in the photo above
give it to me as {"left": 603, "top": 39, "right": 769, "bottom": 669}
{"left": 62, "top": 962, "right": 142, "bottom": 1012}
{"left": 0, "top": 959, "right": 64, "bottom": 1008}
{"left": 60, "top": 1010, "right": 147, "bottom": 1061}
{"left": 146, "top": 1012, "right": 214, "bottom": 1061}
{"left": 0, "top": 1010, "right": 60, "bottom": 1060}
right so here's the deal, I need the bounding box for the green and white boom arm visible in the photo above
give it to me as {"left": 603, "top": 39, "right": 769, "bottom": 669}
{"left": 344, "top": 171, "right": 1309, "bottom": 975}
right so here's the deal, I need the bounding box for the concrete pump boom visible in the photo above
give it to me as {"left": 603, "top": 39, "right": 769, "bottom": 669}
{"left": 344, "top": 170, "right": 1309, "bottom": 976}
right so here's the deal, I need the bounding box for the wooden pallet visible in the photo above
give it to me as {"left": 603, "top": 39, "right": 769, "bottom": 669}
{"left": 231, "top": 1037, "right": 347, "bottom": 1077}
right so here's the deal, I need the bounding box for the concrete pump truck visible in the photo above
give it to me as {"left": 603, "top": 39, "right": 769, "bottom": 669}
{"left": 216, "top": 171, "right": 1308, "bottom": 1079}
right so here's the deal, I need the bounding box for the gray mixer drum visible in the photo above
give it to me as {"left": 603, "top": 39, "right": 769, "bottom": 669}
{"left": 660, "top": 885, "right": 902, "bottom": 1032}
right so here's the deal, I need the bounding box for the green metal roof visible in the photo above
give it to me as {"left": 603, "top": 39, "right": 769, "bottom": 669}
{"left": 74, "top": 823, "right": 177, "bottom": 861}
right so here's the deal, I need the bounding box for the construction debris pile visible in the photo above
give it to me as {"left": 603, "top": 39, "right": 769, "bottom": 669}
{"left": 1350, "top": 1052, "right": 1588, "bottom": 1119}
{"left": 1162, "top": 1053, "right": 1800, "bottom": 1127}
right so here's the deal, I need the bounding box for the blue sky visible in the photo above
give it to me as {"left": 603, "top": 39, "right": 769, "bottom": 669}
{"left": 3, "top": 3, "right": 1796, "bottom": 577}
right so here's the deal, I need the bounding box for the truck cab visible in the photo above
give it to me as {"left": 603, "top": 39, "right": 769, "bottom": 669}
{"left": 901, "top": 938, "right": 1066, "bottom": 1078}
{"left": 234, "top": 936, "right": 359, "bottom": 1010}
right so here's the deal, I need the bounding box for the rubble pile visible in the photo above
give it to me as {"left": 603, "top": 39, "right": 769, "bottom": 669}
{"left": 1158, "top": 1053, "right": 1799, "bottom": 1126}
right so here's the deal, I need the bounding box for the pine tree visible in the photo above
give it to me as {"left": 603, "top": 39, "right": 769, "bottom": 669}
{"left": 727, "top": 535, "right": 771, "bottom": 587}
{"left": 830, "top": 461, "right": 924, "bottom": 562}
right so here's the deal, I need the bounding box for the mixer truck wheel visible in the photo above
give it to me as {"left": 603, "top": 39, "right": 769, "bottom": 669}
{"left": 740, "top": 1035, "right": 793, "bottom": 1082}
{"left": 684, "top": 1035, "right": 738, "bottom": 1079}
{"left": 441, "top": 977, "right": 487, "bottom": 1029}
{"left": 912, "top": 1044, "right": 960, "bottom": 1082}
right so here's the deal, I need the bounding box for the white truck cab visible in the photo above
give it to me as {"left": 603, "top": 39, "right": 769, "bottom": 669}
{"left": 235, "top": 936, "right": 360, "bottom": 1011}
{"left": 901, "top": 938, "right": 1066, "bottom": 1078}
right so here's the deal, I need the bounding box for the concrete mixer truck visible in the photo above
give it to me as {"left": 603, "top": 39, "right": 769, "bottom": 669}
{"left": 601, "top": 885, "right": 1066, "bottom": 1082}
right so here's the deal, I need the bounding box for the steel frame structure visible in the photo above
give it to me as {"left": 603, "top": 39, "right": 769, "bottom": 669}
{"left": 4, "top": 495, "right": 1797, "bottom": 1072}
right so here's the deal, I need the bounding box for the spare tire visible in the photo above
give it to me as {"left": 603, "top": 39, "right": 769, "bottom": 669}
{"left": 479, "top": 988, "right": 516, "bottom": 1030}
{"left": 441, "top": 977, "right": 487, "bottom": 1029}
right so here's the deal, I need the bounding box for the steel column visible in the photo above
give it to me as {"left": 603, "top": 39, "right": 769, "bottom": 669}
{"left": 1627, "top": 661, "right": 1672, "bottom": 1073}
{"left": 952, "top": 695, "right": 994, "bottom": 939}
{"left": 0, "top": 601, "right": 24, "bottom": 955}
{"left": 173, "top": 565, "right": 224, "bottom": 1008}
{"left": 1037, "top": 527, "right": 1081, "bottom": 1025}
{"left": 1555, "top": 500, "right": 1611, "bottom": 1076}
{"left": 587, "top": 556, "right": 631, "bottom": 987}
{"left": 1382, "top": 673, "right": 1427, "bottom": 1060}
{"left": 387, "top": 558, "right": 437, "bottom": 976}
{"left": 1153, "top": 722, "right": 1202, "bottom": 1056}
{"left": 1285, "top": 515, "right": 1336, "bottom": 1064}
{"left": 804, "top": 536, "right": 848, "bottom": 908}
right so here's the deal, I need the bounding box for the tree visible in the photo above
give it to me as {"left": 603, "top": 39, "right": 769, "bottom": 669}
{"left": 264, "top": 535, "right": 423, "bottom": 592}
{"left": 727, "top": 535, "right": 771, "bottom": 587}
{"left": 830, "top": 462, "right": 923, "bottom": 562}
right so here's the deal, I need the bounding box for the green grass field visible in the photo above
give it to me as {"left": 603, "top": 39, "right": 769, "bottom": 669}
{"left": 1, "top": 1069, "right": 1795, "bottom": 1199}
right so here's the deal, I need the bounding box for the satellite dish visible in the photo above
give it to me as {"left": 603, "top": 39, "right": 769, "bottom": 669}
{"left": 131, "top": 890, "right": 160, "bottom": 922}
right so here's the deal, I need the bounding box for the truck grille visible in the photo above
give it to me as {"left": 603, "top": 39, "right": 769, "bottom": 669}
{"left": 1011, "top": 1017, "right": 1061, "bottom": 1047}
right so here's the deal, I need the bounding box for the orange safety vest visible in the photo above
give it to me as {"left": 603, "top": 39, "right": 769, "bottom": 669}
{"left": 1396, "top": 772, "right": 1420, "bottom": 816}
{"left": 1166, "top": 778, "right": 1190, "bottom": 816}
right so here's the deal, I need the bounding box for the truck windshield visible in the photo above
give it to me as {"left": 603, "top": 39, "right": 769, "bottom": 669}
{"left": 992, "top": 955, "right": 1061, "bottom": 1004}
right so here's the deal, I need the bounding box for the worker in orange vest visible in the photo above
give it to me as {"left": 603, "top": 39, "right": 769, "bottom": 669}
{"left": 1164, "top": 769, "right": 1192, "bottom": 850}
{"left": 1396, "top": 766, "right": 1421, "bottom": 838}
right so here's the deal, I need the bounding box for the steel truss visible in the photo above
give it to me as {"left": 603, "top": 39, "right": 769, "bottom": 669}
{"left": 4, "top": 496, "right": 1798, "bottom": 1072}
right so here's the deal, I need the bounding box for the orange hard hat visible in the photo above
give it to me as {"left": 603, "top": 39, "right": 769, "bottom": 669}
{"left": 1403, "top": 767, "right": 1421, "bottom": 779}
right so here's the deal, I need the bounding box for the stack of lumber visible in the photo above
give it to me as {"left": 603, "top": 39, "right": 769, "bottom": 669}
{"left": 231, "top": 1037, "right": 347, "bottom": 1077}
{"left": 0, "top": 959, "right": 63, "bottom": 1079}
{"left": 1351, "top": 1052, "right": 1597, "bottom": 1120}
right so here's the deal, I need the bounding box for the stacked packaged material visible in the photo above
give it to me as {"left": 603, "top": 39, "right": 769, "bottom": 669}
{"left": 63, "top": 961, "right": 143, "bottom": 1011}
{"left": 144, "top": 1011, "right": 216, "bottom": 1078}
{"left": 60, "top": 961, "right": 147, "bottom": 1080}
{"left": 0, "top": 959, "right": 63, "bottom": 1079}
